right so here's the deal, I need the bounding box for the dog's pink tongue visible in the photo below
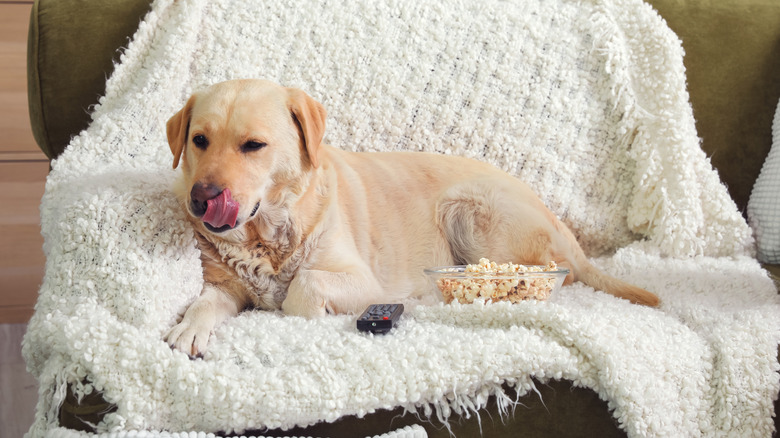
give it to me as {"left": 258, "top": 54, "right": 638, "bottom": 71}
{"left": 202, "top": 188, "right": 240, "bottom": 229}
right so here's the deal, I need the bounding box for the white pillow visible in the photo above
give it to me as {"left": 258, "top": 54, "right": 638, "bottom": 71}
{"left": 748, "top": 98, "right": 780, "bottom": 263}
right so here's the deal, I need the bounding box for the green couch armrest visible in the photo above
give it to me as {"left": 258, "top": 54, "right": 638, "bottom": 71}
{"left": 26, "top": 0, "right": 152, "bottom": 160}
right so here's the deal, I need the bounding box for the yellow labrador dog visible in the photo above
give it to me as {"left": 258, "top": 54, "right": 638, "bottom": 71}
{"left": 165, "top": 79, "right": 659, "bottom": 356}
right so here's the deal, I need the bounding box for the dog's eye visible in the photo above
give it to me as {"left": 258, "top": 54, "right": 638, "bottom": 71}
{"left": 192, "top": 135, "right": 209, "bottom": 149}
{"left": 242, "top": 141, "right": 267, "bottom": 152}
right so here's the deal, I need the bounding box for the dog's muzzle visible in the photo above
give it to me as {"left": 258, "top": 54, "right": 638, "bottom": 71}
{"left": 190, "top": 184, "right": 240, "bottom": 231}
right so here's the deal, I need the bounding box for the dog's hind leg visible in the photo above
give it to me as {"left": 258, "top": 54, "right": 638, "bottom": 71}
{"left": 436, "top": 177, "right": 659, "bottom": 306}
{"left": 436, "top": 178, "right": 556, "bottom": 267}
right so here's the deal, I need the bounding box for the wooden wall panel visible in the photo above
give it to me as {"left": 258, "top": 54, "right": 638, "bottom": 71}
{"left": 0, "top": 0, "right": 47, "bottom": 323}
{"left": 0, "top": 2, "right": 41, "bottom": 158}
{"left": 0, "top": 162, "right": 47, "bottom": 323}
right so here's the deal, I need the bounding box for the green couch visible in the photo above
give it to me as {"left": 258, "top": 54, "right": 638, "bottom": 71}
{"left": 26, "top": 0, "right": 780, "bottom": 436}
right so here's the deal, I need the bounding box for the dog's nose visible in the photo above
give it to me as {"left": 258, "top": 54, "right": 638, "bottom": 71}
{"left": 190, "top": 183, "right": 222, "bottom": 217}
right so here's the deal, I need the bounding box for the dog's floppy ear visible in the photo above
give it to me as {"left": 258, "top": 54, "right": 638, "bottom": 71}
{"left": 166, "top": 95, "right": 197, "bottom": 169}
{"left": 287, "top": 88, "right": 327, "bottom": 168}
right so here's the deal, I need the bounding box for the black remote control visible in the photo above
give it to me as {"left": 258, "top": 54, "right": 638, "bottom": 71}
{"left": 356, "top": 304, "right": 404, "bottom": 334}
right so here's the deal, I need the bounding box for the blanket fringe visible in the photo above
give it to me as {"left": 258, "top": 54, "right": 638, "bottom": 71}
{"left": 415, "top": 380, "right": 536, "bottom": 437}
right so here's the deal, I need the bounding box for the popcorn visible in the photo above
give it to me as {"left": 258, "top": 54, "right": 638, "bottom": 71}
{"left": 435, "top": 258, "right": 561, "bottom": 304}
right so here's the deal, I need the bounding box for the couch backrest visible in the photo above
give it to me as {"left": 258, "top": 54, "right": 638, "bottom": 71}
{"left": 26, "top": 0, "right": 780, "bottom": 214}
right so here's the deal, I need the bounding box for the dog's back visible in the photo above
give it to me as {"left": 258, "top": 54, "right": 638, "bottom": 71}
{"left": 323, "top": 146, "right": 659, "bottom": 307}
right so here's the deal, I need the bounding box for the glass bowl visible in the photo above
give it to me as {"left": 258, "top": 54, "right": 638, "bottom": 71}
{"left": 424, "top": 263, "right": 569, "bottom": 304}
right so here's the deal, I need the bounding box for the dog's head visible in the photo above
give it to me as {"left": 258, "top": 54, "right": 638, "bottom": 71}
{"left": 166, "top": 79, "right": 326, "bottom": 234}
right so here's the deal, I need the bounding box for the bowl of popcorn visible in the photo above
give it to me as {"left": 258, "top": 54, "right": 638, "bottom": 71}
{"left": 424, "top": 258, "right": 569, "bottom": 304}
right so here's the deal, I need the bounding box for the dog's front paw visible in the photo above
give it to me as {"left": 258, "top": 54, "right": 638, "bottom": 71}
{"left": 165, "top": 285, "right": 241, "bottom": 357}
{"left": 165, "top": 315, "right": 215, "bottom": 358}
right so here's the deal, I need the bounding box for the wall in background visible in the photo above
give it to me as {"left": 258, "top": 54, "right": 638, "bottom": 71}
{"left": 0, "top": 0, "right": 48, "bottom": 323}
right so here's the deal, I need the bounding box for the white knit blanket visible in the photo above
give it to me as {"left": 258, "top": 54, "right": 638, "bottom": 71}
{"left": 23, "top": 0, "right": 780, "bottom": 437}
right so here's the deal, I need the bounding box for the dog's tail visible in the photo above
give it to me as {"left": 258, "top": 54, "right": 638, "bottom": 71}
{"left": 574, "top": 261, "right": 659, "bottom": 306}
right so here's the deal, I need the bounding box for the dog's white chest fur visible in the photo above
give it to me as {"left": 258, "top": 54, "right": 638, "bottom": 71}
{"left": 199, "top": 224, "right": 316, "bottom": 310}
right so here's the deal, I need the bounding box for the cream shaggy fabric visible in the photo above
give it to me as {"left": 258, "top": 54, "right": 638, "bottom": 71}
{"left": 23, "top": 0, "right": 779, "bottom": 437}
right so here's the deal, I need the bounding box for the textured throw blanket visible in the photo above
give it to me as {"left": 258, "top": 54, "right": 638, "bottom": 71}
{"left": 23, "top": 0, "right": 780, "bottom": 437}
